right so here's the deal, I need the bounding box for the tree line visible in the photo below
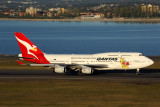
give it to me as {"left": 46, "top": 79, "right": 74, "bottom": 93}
{"left": 110, "top": 6, "right": 160, "bottom": 18}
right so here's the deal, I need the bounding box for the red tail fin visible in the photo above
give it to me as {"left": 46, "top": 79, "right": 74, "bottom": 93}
{"left": 14, "top": 32, "right": 50, "bottom": 64}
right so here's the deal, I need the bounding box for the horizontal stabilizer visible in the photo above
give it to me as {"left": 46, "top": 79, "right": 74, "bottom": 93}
{"left": 16, "top": 60, "right": 25, "bottom": 65}
{"left": 18, "top": 57, "right": 35, "bottom": 59}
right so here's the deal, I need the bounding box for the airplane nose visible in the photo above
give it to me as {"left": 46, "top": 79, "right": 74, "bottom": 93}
{"left": 150, "top": 59, "right": 154, "bottom": 65}
{"left": 148, "top": 59, "right": 154, "bottom": 66}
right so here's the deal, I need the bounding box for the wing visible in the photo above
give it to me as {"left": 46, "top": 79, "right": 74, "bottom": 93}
{"left": 16, "top": 61, "right": 108, "bottom": 68}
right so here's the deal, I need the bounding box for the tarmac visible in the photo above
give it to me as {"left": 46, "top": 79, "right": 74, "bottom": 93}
{"left": 0, "top": 69, "right": 160, "bottom": 83}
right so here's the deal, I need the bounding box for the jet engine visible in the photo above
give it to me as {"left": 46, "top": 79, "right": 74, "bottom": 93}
{"left": 81, "top": 66, "right": 94, "bottom": 74}
{"left": 54, "top": 66, "right": 66, "bottom": 73}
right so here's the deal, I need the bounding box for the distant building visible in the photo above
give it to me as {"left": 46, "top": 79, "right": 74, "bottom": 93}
{"left": 3, "top": 11, "right": 16, "bottom": 16}
{"left": 80, "top": 13, "right": 104, "bottom": 19}
{"left": 19, "top": 12, "right": 26, "bottom": 17}
{"left": 49, "top": 8, "right": 55, "bottom": 12}
{"left": 26, "top": 6, "right": 37, "bottom": 16}
{"left": 153, "top": 6, "right": 159, "bottom": 13}
{"left": 54, "top": 8, "right": 61, "bottom": 11}
{"left": 46, "top": 12, "right": 53, "bottom": 17}
{"left": 54, "top": 13, "right": 58, "bottom": 17}
{"left": 141, "top": 4, "right": 159, "bottom": 13}
{"left": 141, "top": 5, "right": 147, "bottom": 12}
{"left": 61, "top": 8, "right": 65, "bottom": 14}
{"left": 57, "top": 8, "right": 66, "bottom": 14}
{"left": 148, "top": 4, "right": 153, "bottom": 12}
{"left": 91, "top": 4, "right": 107, "bottom": 11}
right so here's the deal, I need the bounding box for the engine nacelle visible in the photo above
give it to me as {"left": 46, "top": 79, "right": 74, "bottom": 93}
{"left": 54, "top": 66, "right": 65, "bottom": 73}
{"left": 81, "top": 67, "right": 94, "bottom": 74}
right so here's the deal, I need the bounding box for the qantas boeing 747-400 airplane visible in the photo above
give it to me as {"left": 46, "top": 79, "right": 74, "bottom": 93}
{"left": 15, "top": 32, "right": 154, "bottom": 75}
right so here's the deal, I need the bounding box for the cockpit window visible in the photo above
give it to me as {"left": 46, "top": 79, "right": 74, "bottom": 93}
{"left": 139, "top": 54, "right": 143, "bottom": 56}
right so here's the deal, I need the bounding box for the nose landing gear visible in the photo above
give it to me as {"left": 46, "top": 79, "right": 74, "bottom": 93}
{"left": 136, "top": 69, "right": 140, "bottom": 75}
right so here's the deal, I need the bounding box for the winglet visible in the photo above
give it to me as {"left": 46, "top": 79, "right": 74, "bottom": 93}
{"left": 16, "top": 60, "right": 25, "bottom": 65}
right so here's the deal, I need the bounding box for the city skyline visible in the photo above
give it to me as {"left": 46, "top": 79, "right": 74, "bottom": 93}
{"left": 1, "top": 0, "right": 160, "bottom": 19}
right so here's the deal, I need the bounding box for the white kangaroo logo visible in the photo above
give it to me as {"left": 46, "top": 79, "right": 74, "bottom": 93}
{"left": 16, "top": 37, "right": 39, "bottom": 60}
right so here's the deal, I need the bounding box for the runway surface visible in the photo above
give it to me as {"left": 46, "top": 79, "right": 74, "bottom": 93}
{"left": 0, "top": 54, "right": 160, "bottom": 83}
{"left": 0, "top": 69, "right": 160, "bottom": 83}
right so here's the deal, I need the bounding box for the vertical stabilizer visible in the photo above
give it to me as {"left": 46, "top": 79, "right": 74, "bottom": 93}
{"left": 14, "top": 32, "right": 50, "bottom": 64}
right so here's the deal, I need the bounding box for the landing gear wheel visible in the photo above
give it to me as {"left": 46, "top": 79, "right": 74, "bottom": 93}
{"left": 51, "top": 68, "right": 55, "bottom": 73}
{"left": 78, "top": 70, "right": 85, "bottom": 76}
{"left": 78, "top": 72, "right": 84, "bottom": 76}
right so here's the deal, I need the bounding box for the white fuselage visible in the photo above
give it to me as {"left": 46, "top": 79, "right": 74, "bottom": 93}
{"left": 44, "top": 52, "right": 154, "bottom": 70}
